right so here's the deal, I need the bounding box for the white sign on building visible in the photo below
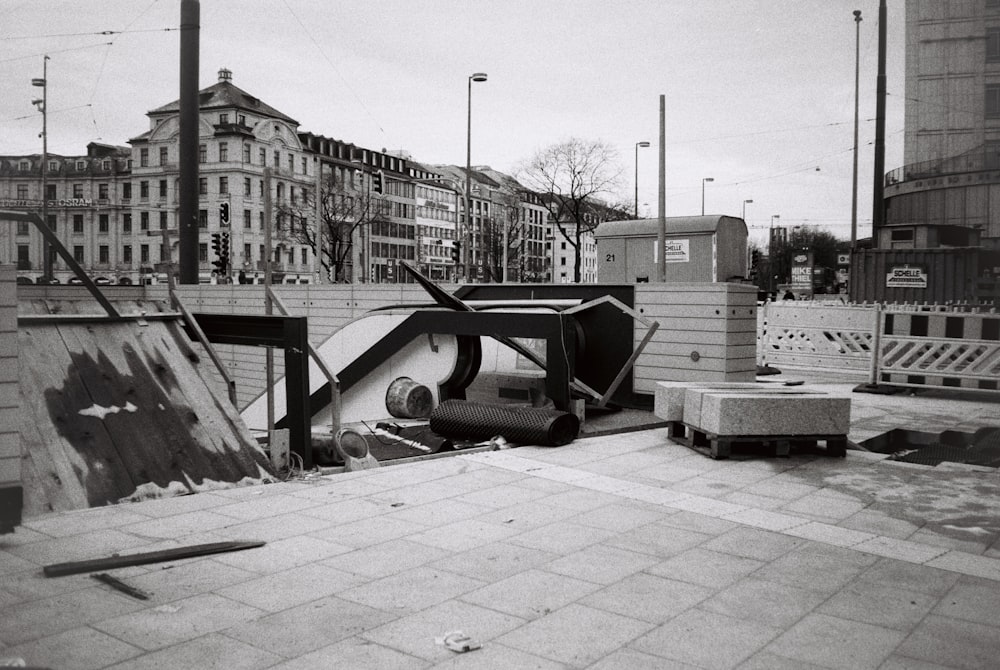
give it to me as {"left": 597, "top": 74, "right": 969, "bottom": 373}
{"left": 886, "top": 265, "right": 928, "bottom": 289}
{"left": 652, "top": 238, "right": 690, "bottom": 263}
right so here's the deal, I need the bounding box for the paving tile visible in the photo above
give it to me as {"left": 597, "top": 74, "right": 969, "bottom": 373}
{"left": 0, "top": 550, "right": 35, "bottom": 576}
{"left": 763, "top": 612, "right": 907, "bottom": 670}
{"left": 670, "top": 476, "right": 746, "bottom": 500}
{"left": 115, "top": 491, "right": 234, "bottom": 518}
{"left": 122, "top": 556, "right": 256, "bottom": 603}
{"left": 735, "top": 650, "right": 830, "bottom": 669}
{"left": 571, "top": 502, "right": 668, "bottom": 531}
{"left": 429, "top": 642, "right": 567, "bottom": 669}
{"left": 0, "top": 625, "right": 141, "bottom": 670}
{"left": 783, "top": 520, "right": 876, "bottom": 547}
{"left": 851, "top": 536, "right": 948, "bottom": 564}
{"left": 460, "top": 568, "right": 600, "bottom": 620}
{"left": 722, "top": 507, "right": 809, "bottom": 532}
{"left": 581, "top": 572, "right": 714, "bottom": 624}
{"left": 617, "top": 485, "right": 691, "bottom": 506}
{"left": 384, "top": 499, "right": 494, "bottom": 527}
{"left": 0, "top": 526, "right": 50, "bottom": 547}
{"left": 210, "top": 493, "right": 323, "bottom": 521}
{"left": 430, "top": 541, "right": 559, "bottom": 583}
{"left": 588, "top": 647, "right": 702, "bottom": 669}
{"left": 818, "top": 579, "right": 938, "bottom": 630}
{"left": 541, "top": 488, "right": 625, "bottom": 512}
{"left": 5, "top": 529, "right": 152, "bottom": 566}
{"left": 321, "top": 538, "right": 452, "bottom": 579}
{"left": 210, "top": 534, "right": 351, "bottom": 573}
{"left": 211, "top": 510, "right": 337, "bottom": 542}
{"left": 225, "top": 595, "right": 398, "bottom": 658}
{"left": 604, "top": 521, "right": 712, "bottom": 559}
{"left": 545, "top": 543, "right": 660, "bottom": 585}
{"left": 623, "top": 463, "right": 704, "bottom": 484}
{"left": 297, "top": 496, "right": 394, "bottom": 524}
{"left": 925, "top": 550, "right": 1000, "bottom": 581}
{"left": 307, "top": 514, "right": 428, "bottom": 549}
{"left": 931, "top": 577, "right": 1000, "bottom": 626}
{"left": 266, "top": 636, "right": 429, "bottom": 670}
{"left": 876, "top": 655, "right": 960, "bottom": 670}
{"left": 0, "top": 586, "right": 145, "bottom": 645}
{"left": 408, "top": 517, "right": 521, "bottom": 553}
{"left": 656, "top": 509, "right": 739, "bottom": 536}
{"left": 752, "top": 542, "right": 875, "bottom": 595}
{"left": 338, "top": 566, "right": 485, "bottom": 615}
{"left": 722, "top": 490, "right": 789, "bottom": 511}
{"left": 103, "top": 632, "right": 282, "bottom": 670}
{"left": 289, "top": 475, "right": 387, "bottom": 500}
{"left": 700, "top": 576, "right": 828, "bottom": 628}
{"left": 742, "top": 478, "right": 821, "bottom": 501}
{"left": 647, "top": 547, "right": 765, "bottom": 588}
{"left": 509, "top": 520, "right": 618, "bottom": 554}
{"left": 93, "top": 593, "right": 264, "bottom": 651}
{"left": 907, "top": 526, "right": 994, "bottom": 556}
{"left": 896, "top": 614, "right": 1000, "bottom": 670}
{"left": 499, "top": 603, "right": 653, "bottom": 667}
{"left": 120, "top": 510, "right": 240, "bottom": 540}
{"left": 575, "top": 451, "right": 674, "bottom": 477}
{"left": 214, "top": 561, "right": 367, "bottom": 612}
{"left": 779, "top": 491, "right": 868, "bottom": 523}
{"left": 632, "top": 608, "right": 783, "bottom": 669}
{"left": 476, "top": 500, "right": 580, "bottom": 530}
{"left": 361, "top": 599, "right": 525, "bottom": 663}
{"left": 21, "top": 506, "right": 153, "bottom": 537}
{"left": 701, "top": 526, "right": 804, "bottom": 561}
{"left": 855, "top": 557, "right": 961, "bottom": 597}
{"left": 450, "top": 482, "right": 551, "bottom": 509}
{"left": 668, "top": 494, "right": 747, "bottom": 517}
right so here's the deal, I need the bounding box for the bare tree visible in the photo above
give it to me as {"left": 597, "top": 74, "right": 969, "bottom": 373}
{"left": 275, "top": 172, "right": 385, "bottom": 282}
{"left": 481, "top": 190, "right": 529, "bottom": 282}
{"left": 516, "top": 138, "right": 625, "bottom": 283}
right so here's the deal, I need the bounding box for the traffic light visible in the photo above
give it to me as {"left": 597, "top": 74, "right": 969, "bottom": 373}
{"left": 450, "top": 241, "right": 461, "bottom": 263}
{"left": 211, "top": 232, "right": 225, "bottom": 275}
{"left": 749, "top": 249, "right": 760, "bottom": 281}
{"left": 219, "top": 202, "right": 230, "bottom": 227}
{"left": 371, "top": 170, "right": 384, "bottom": 195}
{"left": 220, "top": 232, "right": 230, "bottom": 274}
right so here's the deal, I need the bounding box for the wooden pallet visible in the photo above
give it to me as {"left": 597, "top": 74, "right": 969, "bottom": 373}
{"left": 666, "top": 421, "right": 848, "bottom": 460}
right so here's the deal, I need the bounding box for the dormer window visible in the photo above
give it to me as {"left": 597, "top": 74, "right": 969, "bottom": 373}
{"left": 19, "top": 161, "right": 29, "bottom": 171}
{"left": 76, "top": 160, "right": 86, "bottom": 170}
{"left": 238, "top": 114, "right": 246, "bottom": 125}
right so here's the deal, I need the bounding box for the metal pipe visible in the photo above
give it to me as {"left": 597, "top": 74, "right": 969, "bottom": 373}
{"left": 657, "top": 95, "right": 666, "bottom": 282}
{"left": 177, "top": 0, "right": 200, "bottom": 283}
{"left": 851, "top": 9, "right": 862, "bottom": 250}
{"left": 872, "top": 0, "right": 887, "bottom": 234}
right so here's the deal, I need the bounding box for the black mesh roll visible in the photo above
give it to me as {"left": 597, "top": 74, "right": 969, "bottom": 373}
{"left": 429, "top": 400, "right": 580, "bottom": 447}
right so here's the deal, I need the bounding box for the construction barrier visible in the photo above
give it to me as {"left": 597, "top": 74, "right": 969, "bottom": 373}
{"left": 758, "top": 302, "right": 876, "bottom": 373}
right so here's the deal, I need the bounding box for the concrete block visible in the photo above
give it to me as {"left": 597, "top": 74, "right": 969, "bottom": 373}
{"left": 653, "top": 381, "right": 816, "bottom": 424}
{"left": 691, "top": 391, "right": 851, "bottom": 437}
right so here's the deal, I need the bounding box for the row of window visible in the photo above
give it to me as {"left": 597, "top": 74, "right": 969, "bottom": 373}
{"left": 14, "top": 242, "right": 311, "bottom": 268}
{"left": 138, "top": 141, "right": 311, "bottom": 176}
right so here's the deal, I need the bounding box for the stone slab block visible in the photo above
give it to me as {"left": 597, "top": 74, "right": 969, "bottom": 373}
{"left": 690, "top": 391, "right": 851, "bottom": 437}
{"left": 654, "top": 381, "right": 762, "bottom": 422}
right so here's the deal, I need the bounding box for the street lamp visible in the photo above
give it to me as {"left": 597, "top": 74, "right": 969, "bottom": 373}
{"left": 851, "top": 9, "right": 862, "bottom": 250}
{"left": 634, "top": 141, "right": 650, "bottom": 218}
{"left": 32, "top": 56, "right": 50, "bottom": 279}
{"left": 742, "top": 199, "right": 753, "bottom": 221}
{"left": 701, "top": 177, "right": 714, "bottom": 216}
{"left": 465, "top": 72, "right": 487, "bottom": 282}
{"left": 769, "top": 214, "right": 780, "bottom": 294}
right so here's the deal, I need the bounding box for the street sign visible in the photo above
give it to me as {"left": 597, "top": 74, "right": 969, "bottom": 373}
{"left": 886, "top": 265, "right": 928, "bottom": 289}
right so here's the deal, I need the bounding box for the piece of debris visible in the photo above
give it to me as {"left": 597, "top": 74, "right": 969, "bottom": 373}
{"left": 43, "top": 540, "right": 266, "bottom": 577}
{"left": 435, "top": 630, "right": 482, "bottom": 653}
{"left": 91, "top": 573, "right": 149, "bottom": 600}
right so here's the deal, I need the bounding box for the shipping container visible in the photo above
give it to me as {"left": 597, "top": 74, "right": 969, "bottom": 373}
{"left": 848, "top": 247, "right": 996, "bottom": 306}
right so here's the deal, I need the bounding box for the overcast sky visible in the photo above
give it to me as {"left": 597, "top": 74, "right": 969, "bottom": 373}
{"left": 2, "top": 0, "right": 905, "bottom": 246}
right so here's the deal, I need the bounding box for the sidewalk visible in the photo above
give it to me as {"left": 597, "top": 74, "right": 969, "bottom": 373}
{"left": 1, "top": 378, "right": 999, "bottom": 669}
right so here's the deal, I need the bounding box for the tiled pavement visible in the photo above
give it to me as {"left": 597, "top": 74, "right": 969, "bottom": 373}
{"left": 2, "top": 379, "right": 1000, "bottom": 669}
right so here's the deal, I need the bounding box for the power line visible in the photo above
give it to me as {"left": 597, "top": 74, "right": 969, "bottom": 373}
{"left": 2, "top": 27, "right": 178, "bottom": 40}
{"left": 0, "top": 42, "right": 112, "bottom": 63}
{"left": 2, "top": 104, "right": 95, "bottom": 123}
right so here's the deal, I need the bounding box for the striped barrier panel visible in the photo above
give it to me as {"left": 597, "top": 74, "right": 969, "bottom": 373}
{"left": 875, "top": 311, "right": 1000, "bottom": 394}
{"left": 757, "top": 302, "right": 875, "bottom": 373}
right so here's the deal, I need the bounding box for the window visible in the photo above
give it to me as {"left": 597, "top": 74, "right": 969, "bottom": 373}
{"left": 140, "top": 148, "right": 149, "bottom": 167}
{"left": 301, "top": 248, "right": 308, "bottom": 265}
{"left": 139, "top": 181, "right": 149, "bottom": 199}
{"left": 16, "top": 184, "right": 28, "bottom": 199}
{"left": 17, "top": 246, "right": 29, "bottom": 268}
{"left": 243, "top": 143, "right": 251, "bottom": 163}
{"left": 301, "top": 157, "right": 308, "bottom": 174}
{"left": 16, "top": 221, "right": 29, "bottom": 236}
{"left": 244, "top": 177, "right": 252, "bottom": 196}
{"left": 259, "top": 211, "right": 265, "bottom": 229}
{"left": 76, "top": 160, "right": 86, "bottom": 171}
{"left": 74, "top": 246, "right": 84, "bottom": 263}
{"left": 198, "top": 210, "right": 208, "bottom": 228}
{"left": 159, "top": 180, "right": 167, "bottom": 198}
{"left": 45, "top": 184, "right": 56, "bottom": 200}
{"left": 73, "top": 183, "right": 84, "bottom": 198}
{"left": 48, "top": 160, "right": 58, "bottom": 172}
{"left": 198, "top": 144, "right": 207, "bottom": 163}
{"left": 73, "top": 215, "right": 84, "bottom": 234}
{"left": 98, "top": 183, "right": 109, "bottom": 200}
{"left": 99, "top": 245, "right": 109, "bottom": 264}
{"left": 986, "top": 140, "right": 1000, "bottom": 169}
{"left": 259, "top": 147, "right": 266, "bottom": 165}
{"left": 141, "top": 244, "right": 149, "bottom": 263}
{"left": 140, "top": 212, "right": 149, "bottom": 231}
{"left": 123, "top": 245, "right": 132, "bottom": 264}
{"left": 288, "top": 155, "right": 294, "bottom": 173}
{"left": 244, "top": 209, "right": 251, "bottom": 229}
{"left": 219, "top": 176, "right": 228, "bottom": 195}
{"left": 199, "top": 243, "right": 208, "bottom": 262}
{"left": 244, "top": 243, "right": 251, "bottom": 261}
{"left": 259, "top": 180, "right": 264, "bottom": 197}
{"left": 274, "top": 151, "right": 281, "bottom": 168}
{"left": 238, "top": 114, "right": 246, "bottom": 125}
{"left": 123, "top": 183, "right": 132, "bottom": 200}
{"left": 159, "top": 211, "right": 168, "bottom": 229}
{"left": 198, "top": 177, "right": 208, "bottom": 195}
{"left": 160, "top": 146, "right": 168, "bottom": 165}
{"left": 988, "top": 84, "right": 1000, "bottom": 118}
{"left": 219, "top": 113, "right": 229, "bottom": 125}
{"left": 219, "top": 142, "right": 228, "bottom": 162}
{"left": 99, "top": 214, "right": 109, "bottom": 233}
{"left": 123, "top": 213, "right": 132, "bottom": 234}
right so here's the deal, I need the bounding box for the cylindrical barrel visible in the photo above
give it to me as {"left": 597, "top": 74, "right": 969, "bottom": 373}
{"left": 429, "top": 400, "right": 580, "bottom": 447}
{"left": 385, "top": 377, "right": 433, "bottom": 419}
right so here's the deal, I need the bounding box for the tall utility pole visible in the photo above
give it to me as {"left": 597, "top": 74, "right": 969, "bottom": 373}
{"left": 657, "top": 94, "right": 666, "bottom": 282}
{"left": 32, "top": 57, "right": 50, "bottom": 279}
{"left": 851, "top": 9, "right": 863, "bottom": 250}
{"left": 177, "top": 0, "right": 200, "bottom": 283}
{"left": 634, "top": 141, "right": 650, "bottom": 218}
{"left": 872, "top": 0, "right": 887, "bottom": 234}
{"left": 465, "top": 72, "right": 487, "bottom": 282}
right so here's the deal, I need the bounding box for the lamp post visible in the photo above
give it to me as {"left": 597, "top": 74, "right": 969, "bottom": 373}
{"left": 634, "top": 141, "right": 650, "bottom": 218}
{"left": 701, "top": 177, "right": 714, "bottom": 216}
{"left": 851, "top": 9, "right": 862, "bottom": 250}
{"left": 769, "top": 214, "right": 780, "bottom": 294}
{"left": 32, "top": 56, "right": 50, "bottom": 280}
{"left": 742, "top": 199, "right": 753, "bottom": 221}
{"left": 465, "top": 72, "right": 487, "bottom": 282}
